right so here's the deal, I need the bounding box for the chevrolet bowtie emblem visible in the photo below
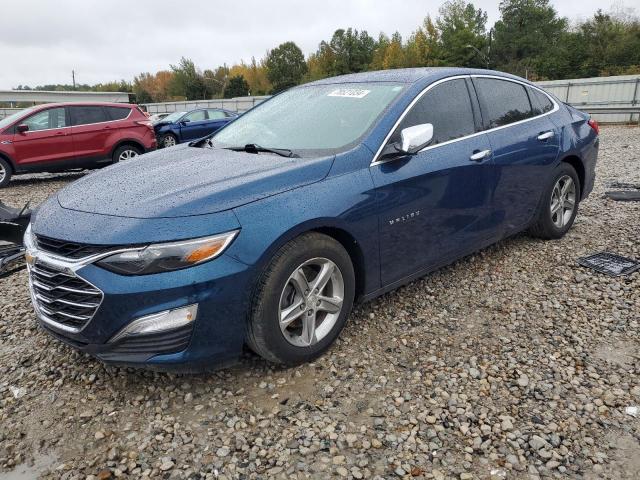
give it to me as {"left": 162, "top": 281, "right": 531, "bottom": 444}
{"left": 25, "top": 252, "right": 36, "bottom": 266}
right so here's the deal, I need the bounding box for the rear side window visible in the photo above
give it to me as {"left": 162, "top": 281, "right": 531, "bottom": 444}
{"left": 21, "top": 107, "right": 67, "bottom": 131}
{"left": 69, "top": 106, "right": 108, "bottom": 126}
{"left": 105, "top": 106, "right": 131, "bottom": 121}
{"left": 390, "top": 78, "right": 476, "bottom": 146}
{"left": 207, "top": 109, "right": 227, "bottom": 120}
{"left": 529, "top": 88, "right": 554, "bottom": 115}
{"left": 475, "top": 78, "right": 534, "bottom": 128}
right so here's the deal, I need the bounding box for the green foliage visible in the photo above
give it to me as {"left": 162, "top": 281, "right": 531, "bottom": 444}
{"left": 224, "top": 75, "right": 250, "bottom": 98}
{"left": 314, "top": 28, "right": 376, "bottom": 77}
{"left": 169, "top": 57, "right": 208, "bottom": 100}
{"left": 437, "top": 0, "right": 488, "bottom": 67}
{"left": 265, "top": 42, "right": 308, "bottom": 93}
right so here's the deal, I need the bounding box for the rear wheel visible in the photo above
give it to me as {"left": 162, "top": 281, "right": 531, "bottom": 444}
{"left": 0, "top": 158, "right": 12, "bottom": 188}
{"left": 529, "top": 163, "right": 581, "bottom": 239}
{"left": 247, "top": 233, "right": 355, "bottom": 365}
{"left": 162, "top": 134, "right": 177, "bottom": 148}
{"left": 112, "top": 145, "right": 141, "bottom": 163}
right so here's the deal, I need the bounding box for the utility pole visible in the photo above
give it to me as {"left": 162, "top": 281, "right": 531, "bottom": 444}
{"left": 72, "top": 70, "right": 76, "bottom": 89}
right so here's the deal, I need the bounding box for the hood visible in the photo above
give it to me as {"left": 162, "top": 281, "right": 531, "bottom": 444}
{"left": 57, "top": 145, "right": 333, "bottom": 219}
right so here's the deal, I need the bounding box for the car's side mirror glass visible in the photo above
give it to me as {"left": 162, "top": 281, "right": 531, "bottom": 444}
{"left": 180, "top": 118, "right": 190, "bottom": 124}
{"left": 400, "top": 123, "right": 433, "bottom": 154}
{"left": 16, "top": 124, "right": 29, "bottom": 134}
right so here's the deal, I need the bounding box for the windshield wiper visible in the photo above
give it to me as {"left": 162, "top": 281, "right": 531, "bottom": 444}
{"left": 226, "top": 144, "right": 299, "bottom": 158}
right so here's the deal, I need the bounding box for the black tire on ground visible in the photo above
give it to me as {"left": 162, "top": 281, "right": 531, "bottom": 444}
{"left": 246, "top": 232, "right": 355, "bottom": 365}
{"left": 529, "top": 162, "right": 581, "bottom": 240}
{"left": 112, "top": 144, "right": 142, "bottom": 164}
{"left": 161, "top": 134, "right": 178, "bottom": 149}
{"left": 0, "top": 157, "right": 12, "bottom": 188}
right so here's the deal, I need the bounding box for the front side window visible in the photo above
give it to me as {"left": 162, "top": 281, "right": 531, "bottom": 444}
{"left": 69, "top": 106, "right": 108, "bottom": 126}
{"left": 22, "top": 108, "right": 67, "bottom": 131}
{"left": 184, "top": 110, "right": 206, "bottom": 122}
{"left": 475, "top": 78, "right": 534, "bottom": 128}
{"left": 389, "top": 79, "right": 476, "bottom": 146}
{"left": 212, "top": 82, "right": 406, "bottom": 156}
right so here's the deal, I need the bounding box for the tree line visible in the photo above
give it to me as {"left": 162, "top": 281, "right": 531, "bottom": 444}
{"left": 14, "top": 0, "right": 640, "bottom": 103}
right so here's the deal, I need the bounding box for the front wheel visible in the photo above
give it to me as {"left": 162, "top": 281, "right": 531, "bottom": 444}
{"left": 247, "top": 233, "right": 355, "bottom": 365}
{"left": 0, "top": 158, "right": 12, "bottom": 188}
{"left": 529, "top": 163, "right": 581, "bottom": 239}
{"left": 162, "top": 134, "right": 177, "bottom": 148}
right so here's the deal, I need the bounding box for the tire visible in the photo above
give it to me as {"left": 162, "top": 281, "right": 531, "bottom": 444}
{"left": 529, "top": 162, "right": 581, "bottom": 240}
{"left": 247, "top": 232, "right": 355, "bottom": 365}
{"left": 161, "top": 134, "right": 177, "bottom": 148}
{"left": 0, "top": 157, "right": 12, "bottom": 188}
{"left": 112, "top": 144, "right": 142, "bottom": 163}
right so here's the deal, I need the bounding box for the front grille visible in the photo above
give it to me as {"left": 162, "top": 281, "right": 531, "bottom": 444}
{"left": 29, "top": 262, "right": 102, "bottom": 331}
{"left": 35, "top": 235, "right": 114, "bottom": 260}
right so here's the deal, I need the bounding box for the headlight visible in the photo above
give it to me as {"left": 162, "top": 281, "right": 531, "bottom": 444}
{"left": 97, "top": 230, "right": 239, "bottom": 275}
{"left": 23, "top": 223, "right": 35, "bottom": 250}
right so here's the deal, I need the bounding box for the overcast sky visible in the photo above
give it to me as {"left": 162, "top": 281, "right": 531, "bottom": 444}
{"left": 0, "top": 0, "right": 629, "bottom": 89}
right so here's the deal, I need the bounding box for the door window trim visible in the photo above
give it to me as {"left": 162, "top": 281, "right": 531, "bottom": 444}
{"left": 370, "top": 74, "right": 559, "bottom": 167}
{"left": 67, "top": 105, "right": 132, "bottom": 127}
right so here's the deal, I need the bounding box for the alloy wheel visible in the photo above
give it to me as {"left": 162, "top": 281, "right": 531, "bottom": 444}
{"left": 118, "top": 149, "right": 138, "bottom": 161}
{"left": 550, "top": 174, "right": 576, "bottom": 228}
{"left": 0, "top": 163, "right": 5, "bottom": 183}
{"left": 278, "top": 257, "right": 345, "bottom": 347}
{"left": 163, "top": 136, "right": 176, "bottom": 148}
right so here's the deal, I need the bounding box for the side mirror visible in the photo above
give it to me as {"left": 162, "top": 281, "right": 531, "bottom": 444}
{"left": 180, "top": 118, "right": 190, "bottom": 125}
{"left": 400, "top": 123, "right": 433, "bottom": 154}
{"left": 16, "top": 124, "right": 29, "bottom": 134}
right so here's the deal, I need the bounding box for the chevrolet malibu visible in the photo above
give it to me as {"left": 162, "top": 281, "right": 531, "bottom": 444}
{"left": 25, "top": 68, "right": 599, "bottom": 370}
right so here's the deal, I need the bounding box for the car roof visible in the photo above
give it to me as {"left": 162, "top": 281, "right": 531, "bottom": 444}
{"left": 302, "top": 67, "right": 529, "bottom": 86}
{"left": 30, "top": 102, "right": 135, "bottom": 110}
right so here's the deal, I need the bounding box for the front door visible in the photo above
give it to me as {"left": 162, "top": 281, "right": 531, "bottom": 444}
{"left": 370, "top": 77, "right": 498, "bottom": 285}
{"left": 11, "top": 107, "right": 75, "bottom": 167}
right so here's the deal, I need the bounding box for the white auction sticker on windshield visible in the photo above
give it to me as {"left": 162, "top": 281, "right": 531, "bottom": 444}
{"left": 328, "top": 88, "right": 371, "bottom": 98}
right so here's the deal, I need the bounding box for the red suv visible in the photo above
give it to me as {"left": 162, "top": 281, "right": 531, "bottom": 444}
{"left": 0, "top": 102, "right": 156, "bottom": 187}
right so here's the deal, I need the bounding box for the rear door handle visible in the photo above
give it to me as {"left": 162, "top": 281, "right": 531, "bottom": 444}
{"left": 537, "top": 131, "right": 554, "bottom": 141}
{"left": 469, "top": 149, "right": 492, "bottom": 162}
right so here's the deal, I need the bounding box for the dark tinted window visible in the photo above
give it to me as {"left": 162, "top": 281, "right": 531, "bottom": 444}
{"left": 105, "top": 106, "right": 131, "bottom": 120}
{"left": 390, "top": 79, "right": 475, "bottom": 146}
{"left": 475, "top": 78, "right": 534, "bottom": 128}
{"left": 529, "top": 88, "right": 554, "bottom": 115}
{"left": 69, "top": 106, "right": 108, "bottom": 126}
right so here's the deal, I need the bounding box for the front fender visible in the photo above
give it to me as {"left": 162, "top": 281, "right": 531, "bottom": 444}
{"left": 229, "top": 168, "right": 381, "bottom": 295}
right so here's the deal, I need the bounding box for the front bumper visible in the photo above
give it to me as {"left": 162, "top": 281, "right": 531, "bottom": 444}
{"left": 27, "top": 247, "right": 253, "bottom": 371}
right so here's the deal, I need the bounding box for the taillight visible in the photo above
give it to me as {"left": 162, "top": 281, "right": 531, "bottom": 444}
{"left": 588, "top": 118, "right": 599, "bottom": 135}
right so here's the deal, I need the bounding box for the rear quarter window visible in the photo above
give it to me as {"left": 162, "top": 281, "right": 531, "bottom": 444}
{"left": 529, "top": 88, "right": 555, "bottom": 115}
{"left": 474, "top": 78, "right": 535, "bottom": 128}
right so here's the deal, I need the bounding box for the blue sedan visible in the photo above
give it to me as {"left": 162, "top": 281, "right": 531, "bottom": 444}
{"left": 154, "top": 108, "right": 238, "bottom": 148}
{"left": 25, "top": 67, "right": 598, "bottom": 370}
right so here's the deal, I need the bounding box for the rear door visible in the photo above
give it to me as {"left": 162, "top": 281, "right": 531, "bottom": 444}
{"left": 205, "top": 109, "right": 232, "bottom": 135}
{"left": 179, "top": 110, "right": 209, "bottom": 141}
{"left": 370, "top": 77, "right": 498, "bottom": 285}
{"left": 471, "top": 76, "right": 560, "bottom": 234}
{"left": 11, "top": 107, "right": 75, "bottom": 167}
{"left": 69, "top": 105, "right": 112, "bottom": 160}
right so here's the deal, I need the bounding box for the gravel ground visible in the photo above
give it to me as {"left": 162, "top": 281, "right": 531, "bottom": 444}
{"left": 0, "top": 126, "right": 639, "bottom": 480}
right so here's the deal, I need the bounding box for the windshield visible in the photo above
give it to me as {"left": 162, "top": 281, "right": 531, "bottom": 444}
{"left": 212, "top": 82, "right": 405, "bottom": 156}
{"left": 0, "top": 106, "right": 37, "bottom": 130}
{"left": 162, "top": 111, "right": 186, "bottom": 123}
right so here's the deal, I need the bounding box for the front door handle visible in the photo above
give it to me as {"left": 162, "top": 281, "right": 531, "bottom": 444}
{"left": 469, "top": 149, "right": 492, "bottom": 162}
{"left": 537, "top": 131, "right": 554, "bottom": 141}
